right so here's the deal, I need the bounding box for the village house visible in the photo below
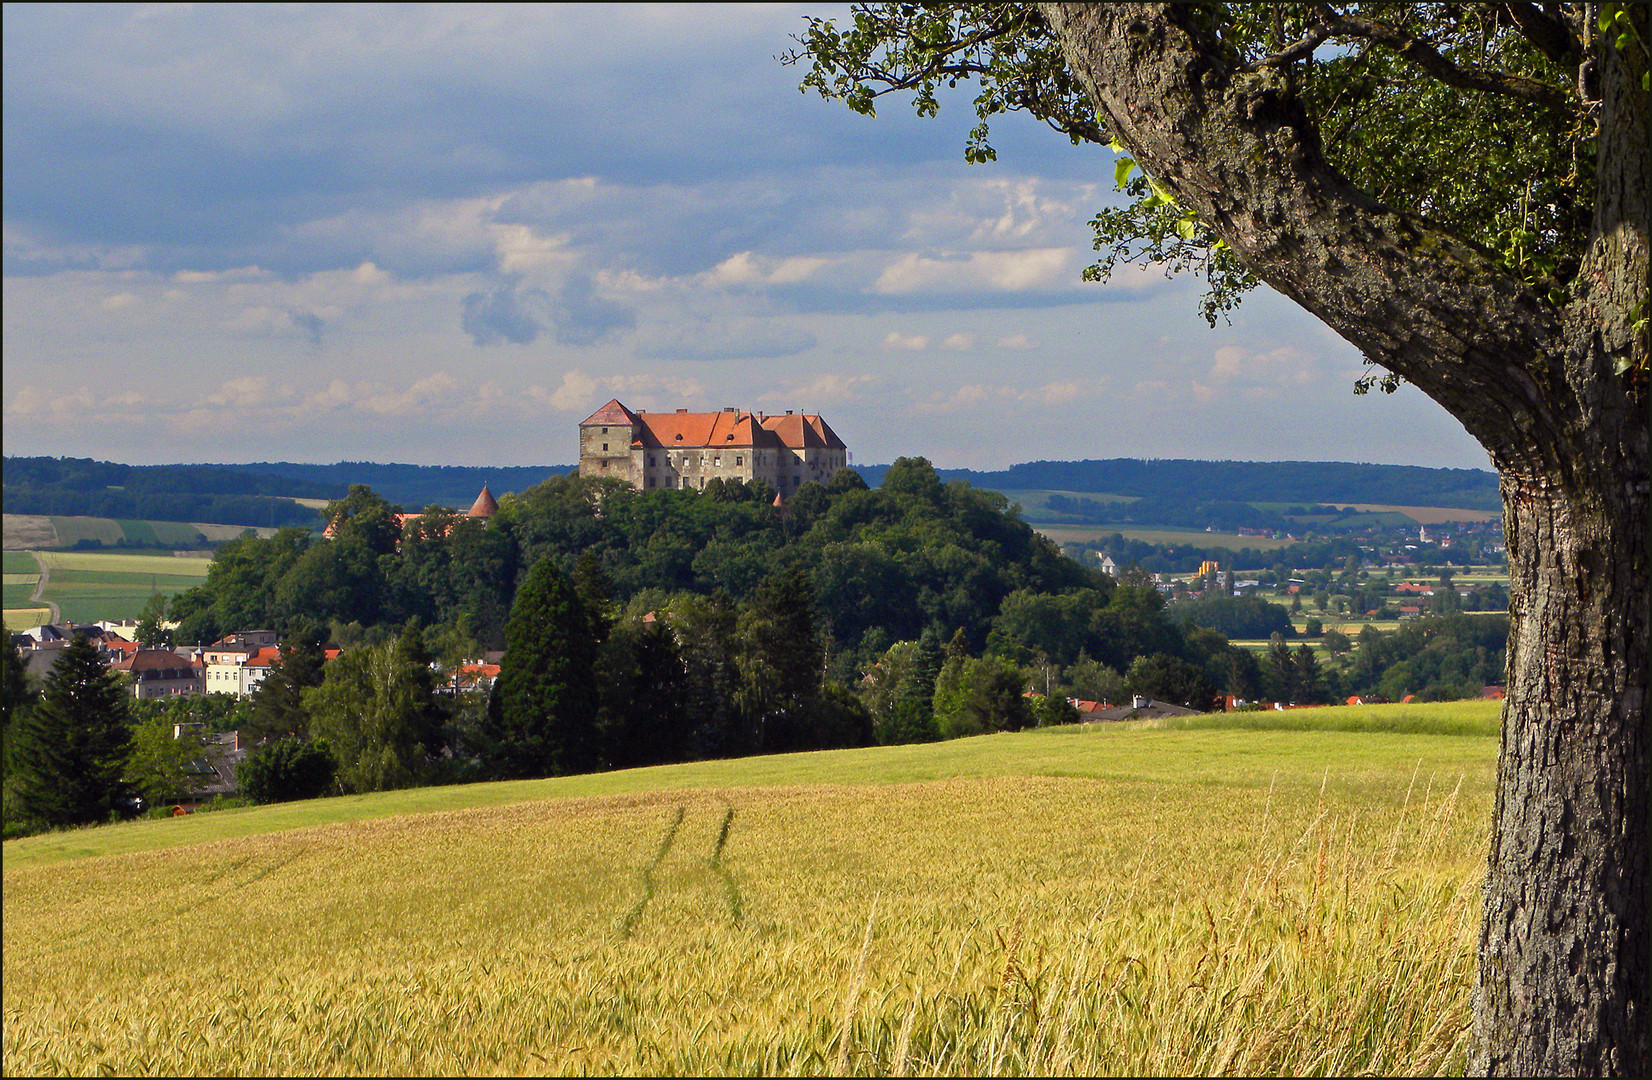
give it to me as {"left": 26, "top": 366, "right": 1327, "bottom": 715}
{"left": 112, "top": 647, "right": 205, "bottom": 699}
{"left": 578, "top": 399, "right": 848, "bottom": 495}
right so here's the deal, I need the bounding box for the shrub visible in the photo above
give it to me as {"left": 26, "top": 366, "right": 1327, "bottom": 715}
{"left": 237, "top": 738, "right": 337, "bottom": 804}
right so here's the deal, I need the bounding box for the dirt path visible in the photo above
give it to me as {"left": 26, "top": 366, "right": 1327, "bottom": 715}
{"left": 26, "top": 552, "right": 60, "bottom": 625}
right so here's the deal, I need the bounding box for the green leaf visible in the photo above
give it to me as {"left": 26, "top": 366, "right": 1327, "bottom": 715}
{"left": 1114, "top": 156, "right": 1136, "bottom": 189}
{"left": 1175, "top": 215, "right": 1197, "bottom": 241}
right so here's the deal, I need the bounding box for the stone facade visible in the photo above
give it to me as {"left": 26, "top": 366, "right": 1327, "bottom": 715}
{"left": 578, "top": 399, "right": 848, "bottom": 495}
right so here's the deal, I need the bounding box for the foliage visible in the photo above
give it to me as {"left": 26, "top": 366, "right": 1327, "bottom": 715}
{"left": 1171, "top": 594, "right": 1296, "bottom": 641}
{"left": 486, "top": 558, "right": 603, "bottom": 779}
{"left": 237, "top": 737, "right": 338, "bottom": 804}
{"left": 122, "top": 714, "right": 208, "bottom": 806}
{"left": 307, "top": 626, "right": 444, "bottom": 794}
{"left": 245, "top": 620, "right": 328, "bottom": 743}
{"left": 8, "top": 637, "right": 134, "bottom": 827}
{"left": 132, "top": 593, "right": 171, "bottom": 648}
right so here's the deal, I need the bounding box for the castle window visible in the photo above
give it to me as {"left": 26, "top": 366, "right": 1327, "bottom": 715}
{"left": 602, "top": 443, "right": 609, "bottom": 451}
{"left": 735, "top": 456, "right": 743, "bottom": 466}
{"left": 601, "top": 427, "right": 608, "bottom": 434}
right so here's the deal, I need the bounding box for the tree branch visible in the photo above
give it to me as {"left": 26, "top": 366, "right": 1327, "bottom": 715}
{"left": 1314, "top": 3, "right": 1572, "bottom": 112}
{"left": 1498, "top": 2, "right": 1585, "bottom": 70}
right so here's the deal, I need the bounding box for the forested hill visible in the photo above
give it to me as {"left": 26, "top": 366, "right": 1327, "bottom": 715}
{"left": 215, "top": 462, "right": 576, "bottom": 510}
{"left": 852, "top": 459, "right": 1501, "bottom": 511}
{"left": 2, "top": 457, "right": 332, "bottom": 529}
{"left": 4, "top": 455, "right": 1499, "bottom": 524}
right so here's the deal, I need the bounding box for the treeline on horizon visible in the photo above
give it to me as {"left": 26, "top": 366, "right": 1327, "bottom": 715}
{"left": 3, "top": 455, "right": 1501, "bottom": 536}
{"left": 2, "top": 458, "right": 325, "bottom": 531}
{"left": 857, "top": 458, "right": 1501, "bottom": 512}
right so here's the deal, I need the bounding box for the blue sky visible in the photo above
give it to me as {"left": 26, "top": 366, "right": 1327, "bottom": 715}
{"left": 2, "top": 3, "right": 1491, "bottom": 472}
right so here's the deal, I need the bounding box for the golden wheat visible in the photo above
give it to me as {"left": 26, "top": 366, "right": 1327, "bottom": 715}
{"left": 4, "top": 729, "right": 1491, "bottom": 1076}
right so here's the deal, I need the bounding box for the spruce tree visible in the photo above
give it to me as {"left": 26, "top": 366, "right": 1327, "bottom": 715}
{"left": 12, "top": 636, "right": 134, "bottom": 826}
{"left": 487, "top": 558, "right": 601, "bottom": 778}
{"left": 246, "top": 620, "right": 328, "bottom": 743}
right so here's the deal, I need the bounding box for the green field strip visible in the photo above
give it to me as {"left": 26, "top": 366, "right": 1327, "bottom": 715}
{"left": 33, "top": 551, "right": 214, "bottom": 575}
{"left": 45, "top": 517, "right": 126, "bottom": 546}
{"left": 3, "top": 583, "right": 41, "bottom": 607}
{"left": 3, "top": 552, "right": 42, "bottom": 575}
{"left": 149, "top": 521, "right": 212, "bottom": 545}
{"left": 113, "top": 519, "right": 159, "bottom": 544}
{"left": 43, "top": 570, "right": 206, "bottom": 589}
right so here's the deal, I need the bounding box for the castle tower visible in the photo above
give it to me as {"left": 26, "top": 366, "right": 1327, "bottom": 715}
{"left": 467, "top": 483, "right": 498, "bottom": 518}
{"left": 578, "top": 399, "right": 641, "bottom": 484}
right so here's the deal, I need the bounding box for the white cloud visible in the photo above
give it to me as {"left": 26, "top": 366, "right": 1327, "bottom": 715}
{"left": 759, "top": 373, "right": 880, "bottom": 404}
{"left": 873, "top": 248, "right": 1075, "bottom": 294}
{"left": 533, "top": 370, "right": 600, "bottom": 412}
{"left": 1208, "top": 344, "right": 1319, "bottom": 386}
{"left": 493, "top": 224, "right": 573, "bottom": 274}
{"left": 1028, "top": 379, "right": 1110, "bottom": 406}
{"left": 100, "top": 292, "right": 138, "bottom": 310}
{"left": 203, "top": 376, "right": 274, "bottom": 407}
{"left": 941, "top": 333, "right": 976, "bottom": 350}
{"left": 709, "top": 251, "right": 828, "bottom": 286}
{"left": 997, "top": 334, "right": 1037, "bottom": 350}
{"left": 883, "top": 331, "right": 929, "bottom": 351}
{"left": 912, "top": 384, "right": 990, "bottom": 415}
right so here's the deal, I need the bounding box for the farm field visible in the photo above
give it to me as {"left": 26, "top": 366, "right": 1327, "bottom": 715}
{"left": 1034, "top": 524, "right": 1298, "bottom": 552}
{"left": 1, "top": 514, "right": 284, "bottom": 551}
{"left": 4, "top": 703, "right": 1496, "bottom": 1075}
{"left": 6, "top": 550, "right": 215, "bottom": 626}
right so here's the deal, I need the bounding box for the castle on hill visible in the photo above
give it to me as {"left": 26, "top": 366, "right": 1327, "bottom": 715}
{"left": 579, "top": 399, "right": 847, "bottom": 495}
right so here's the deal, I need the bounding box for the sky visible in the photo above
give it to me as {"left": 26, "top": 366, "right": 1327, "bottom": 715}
{"left": 2, "top": 3, "right": 1493, "bottom": 473}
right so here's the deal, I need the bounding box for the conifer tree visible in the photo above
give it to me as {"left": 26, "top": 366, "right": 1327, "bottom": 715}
{"left": 487, "top": 557, "right": 602, "bottom": 778}
{"left": 736, "top": 565, "right": 825, "bottom": 751}
{"left": 246, "top": 620, "right": 327, "bottom": 743}
{"left": 888, "top": 628, "right": 944, "bottom": 743}
{"left": 11, "top": 636, "right": 134, "bottom": 826}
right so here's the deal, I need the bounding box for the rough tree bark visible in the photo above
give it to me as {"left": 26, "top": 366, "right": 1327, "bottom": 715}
{"left": 1035, "top": 3, "right": 1648, "bottom": 1074}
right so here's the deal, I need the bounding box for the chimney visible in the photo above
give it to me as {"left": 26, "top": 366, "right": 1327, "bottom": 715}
{"left": 677, "top": 408, "right": 688, "bottom": 414}
{"left": 785, "top": 410, "right": 794, "bottom": 415}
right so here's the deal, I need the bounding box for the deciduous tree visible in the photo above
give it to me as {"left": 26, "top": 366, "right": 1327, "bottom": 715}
{"left": 791, "top": 6, "right": 1648, "bottom": 1069}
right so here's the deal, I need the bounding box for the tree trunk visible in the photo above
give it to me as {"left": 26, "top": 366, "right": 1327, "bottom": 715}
{"left": 1036, "top": 3, "right": 1650, "bottom": 1072}
{"left": 1474, "top": 438, "right": 1650, "bottom": 1073}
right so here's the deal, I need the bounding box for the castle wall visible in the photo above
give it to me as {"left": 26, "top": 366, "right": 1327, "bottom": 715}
{"left": 579, "top": 421, "right": 636, "bottom": 484}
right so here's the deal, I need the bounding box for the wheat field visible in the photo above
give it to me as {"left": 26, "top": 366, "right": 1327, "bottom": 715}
{"left": 3, "top": 708, "right": 1495, "bottom": 1075}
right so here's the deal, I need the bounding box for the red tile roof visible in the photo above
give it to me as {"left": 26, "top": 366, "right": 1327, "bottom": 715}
{"left": 590, "top": 400, "right": 845, "bottom": 452}
{"left": 468, "top": 484, "right": 498, "bottom": 517}
{"left": 580, "top": 398, "right": 641, "bottom": 426}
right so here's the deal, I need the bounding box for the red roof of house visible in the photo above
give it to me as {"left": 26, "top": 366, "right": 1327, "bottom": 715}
{"left": 115, "top": 648, "right": 200, "bottom": 675}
